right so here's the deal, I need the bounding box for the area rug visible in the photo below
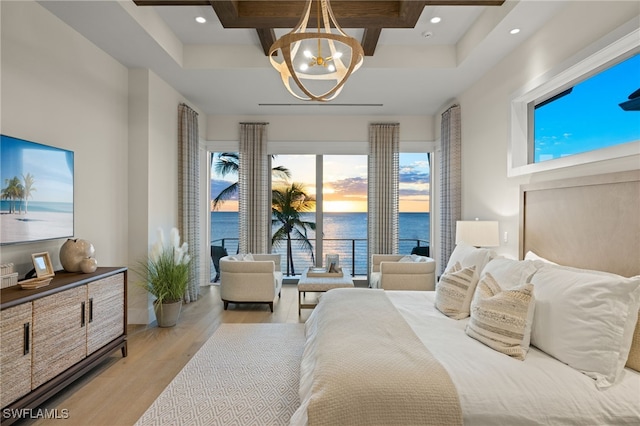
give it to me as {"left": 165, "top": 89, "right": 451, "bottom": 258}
{"left": 135, "top": 323, "right": 305, "bottom": 426}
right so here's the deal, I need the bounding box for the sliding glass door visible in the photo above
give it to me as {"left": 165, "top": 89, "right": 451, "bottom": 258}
{"left": 209, "top": 151, "right": 431, "bottom": 280}
{"left": 271, "top": 155, "right": 316, "bottom": 276}
{"left": 322, "top": 155, "right": 368, "bottom": 275}
{"left": 398, "top": 153, "right": 431, "bottom": 257}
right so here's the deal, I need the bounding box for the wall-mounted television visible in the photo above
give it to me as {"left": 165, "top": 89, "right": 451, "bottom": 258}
{"left": 1, "top": 135, "right": 74, "bottom": 245}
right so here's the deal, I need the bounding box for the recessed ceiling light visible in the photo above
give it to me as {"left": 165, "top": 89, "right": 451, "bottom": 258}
{"left": 430, "top": 17, "right": 441, "bottom": 24}
{"left": 510, "top": 28, "right": 521, "bottom": 35}
{"left": 195, "top": 16, "right": 206, "bottom": 24}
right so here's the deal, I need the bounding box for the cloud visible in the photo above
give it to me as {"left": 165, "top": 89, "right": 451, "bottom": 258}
{"left": 400, "top": 185, "right": 430, "bottom": 197}
{"left": 399, "top": 164, "right": 430, "bottom": 184}
{"left": 329, "top": 176, "right": 368, "bottom": 195}
{"left": 211, "top": 162, "right": 431, "bottom": 203}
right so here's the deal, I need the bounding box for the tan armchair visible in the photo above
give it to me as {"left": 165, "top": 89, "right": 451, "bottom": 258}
{"left": 219, "top": 254, "right": 283, "bottom": 312}
{"left": 370, "top": 254, "right": 436, "bottom": 291}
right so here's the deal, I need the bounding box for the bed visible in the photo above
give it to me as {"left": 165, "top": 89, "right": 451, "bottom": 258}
{"left": 290, "top": 170, "right": 640, "bottom": 425}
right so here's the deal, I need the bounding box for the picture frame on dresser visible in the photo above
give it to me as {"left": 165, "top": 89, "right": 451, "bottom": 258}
{"left": 31, "top": 252, "right": 54, "bottom": 279}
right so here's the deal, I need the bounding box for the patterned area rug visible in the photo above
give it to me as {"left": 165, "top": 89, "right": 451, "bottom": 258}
{"left": 136, "top": 323, "right": 305, "bottom": 426}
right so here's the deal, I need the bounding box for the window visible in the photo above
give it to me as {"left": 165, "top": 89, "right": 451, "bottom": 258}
{"left": 509, "top": 26, "right": 639, "bottom": 176}
{"left": 532, "top": 53, "right": 639, "bottom": 163}
{"left": 210, "top": 152, "right": 239, "bottom": 281}
{"left": 271, "top": 155, "right": 317, "bottom": 276}
{"left": 208, "top": 146, "right": 433, "bottom": 279}
{"left": 322, "top": 155, "right": 368, "bottom": 275}
{"left": 398, "top": 153, "right": 431, "bottom": 256}
{"left": 270, "top": 155, "right": 370, "bottom": 276}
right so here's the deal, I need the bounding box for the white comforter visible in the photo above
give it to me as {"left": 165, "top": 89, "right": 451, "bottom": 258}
{"left": 387, "top": 291, "right": 640, "bottom": 425}
{"left": 294, "top": 289, "right": 640, "bottom": 425}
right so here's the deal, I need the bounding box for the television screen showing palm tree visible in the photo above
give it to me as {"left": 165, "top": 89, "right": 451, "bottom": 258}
{"left": 1, "top": 134, "right": 74, "bottom": 245}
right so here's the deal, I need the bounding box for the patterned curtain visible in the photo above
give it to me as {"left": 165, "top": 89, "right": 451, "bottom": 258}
{"left": 178, "top": 103, "right": 201, "bottom": 303}
{"left": 439, "top": 104, "right": 462, "bottom": 274}
{"left": 239, "top": 123, "right": 271, "bottom": 254}
{"left": 368, "top": 123, "right": 400, "bottom": 264}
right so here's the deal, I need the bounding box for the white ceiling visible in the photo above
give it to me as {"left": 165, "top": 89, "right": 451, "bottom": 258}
{"left": 39, "top": 0, "right": 569, "bottom": 116}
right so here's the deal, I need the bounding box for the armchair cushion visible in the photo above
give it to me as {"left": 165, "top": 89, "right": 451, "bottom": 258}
{"left": 219, "top": 254, "right": 282, "bottom": 312}
{"left": 370, "top": 254, "right": 436, "bottom": 291}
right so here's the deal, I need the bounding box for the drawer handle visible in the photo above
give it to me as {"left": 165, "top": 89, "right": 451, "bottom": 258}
{"left": 89, "top": 298, "right": 94, "bottom": 323}
{"left": 81, "top": 301, "right": 86, "bottom": 327}
{"left": 23, "top": 322, "right": 30, "bottom": 356}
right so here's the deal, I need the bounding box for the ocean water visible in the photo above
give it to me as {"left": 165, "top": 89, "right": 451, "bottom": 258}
{"left": 0, "top": 200, "right": 73, "bottom": 213}
{"left": 211, "top": 212, "right": 429, "bottom": 276}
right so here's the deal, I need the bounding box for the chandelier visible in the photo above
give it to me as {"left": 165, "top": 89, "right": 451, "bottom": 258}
{"left": 269, "top": 0, "right": 364, "bottom": 102}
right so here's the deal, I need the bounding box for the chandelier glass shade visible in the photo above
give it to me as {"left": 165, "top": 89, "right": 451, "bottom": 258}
{"left": 269, "top": 0, "right": 364, "bottom": 102}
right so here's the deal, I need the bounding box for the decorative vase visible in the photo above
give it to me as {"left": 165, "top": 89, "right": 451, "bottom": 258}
{"left": 154, "top": 300, "right": 182, "bottom": 328}
{"left": 80, "top": 257, "right": 98, "bottom": 273}
{"left": 60, "top": 239, "right": 96, "bottom": 272}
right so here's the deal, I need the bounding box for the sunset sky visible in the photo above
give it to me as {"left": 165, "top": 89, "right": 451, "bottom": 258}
{"left": 211, "top": 153, "right": 430, "bottom": 213}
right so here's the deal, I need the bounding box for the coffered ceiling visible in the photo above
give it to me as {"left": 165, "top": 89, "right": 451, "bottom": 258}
{"left": 39, "top": 0, "right": 569, "bottom": 116}
{"left": 134, "top": 1, "right": 505, "bottom": 56}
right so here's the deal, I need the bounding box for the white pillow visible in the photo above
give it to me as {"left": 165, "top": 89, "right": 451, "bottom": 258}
{"left": 481, "top": 257, "right": 538, "bottom": 290}
{"left": 530, "top": 264, "right": 640, "bottom": 388}
{"left": 435, "top": 262, "right": 479, "bottom": 319}
{"left": 410, "top": 254, "right": 428, "bottom": 262}
{"left": 466, "top": 273, "right": 536, "bottom": 360}
{"left": 445, "top": 241, "right": 496, "bottom": 276}
{"left": 242, "top": 253, "right": 255, "bottom": 261}
{"left": 524, "top": 250, "right": 557, "bottom": 264}
{"left": 230, "top": 253, "right": 255, "bottom": 261}
{"left": 398, "top": 255, "right": 413, "bottom": 263}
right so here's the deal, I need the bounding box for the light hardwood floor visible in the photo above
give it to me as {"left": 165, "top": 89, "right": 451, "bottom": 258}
{"left": 26, "top": 284, "right": 316, "bottom": 426}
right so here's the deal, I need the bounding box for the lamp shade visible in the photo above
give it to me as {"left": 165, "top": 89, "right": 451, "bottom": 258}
{"left": 456, "top": 220, "right": 499, "bottom": 247}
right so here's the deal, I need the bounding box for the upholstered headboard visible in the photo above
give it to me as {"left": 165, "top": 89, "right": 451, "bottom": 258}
{"left": 520, "top": 170, "right": 640, "bottom": 277}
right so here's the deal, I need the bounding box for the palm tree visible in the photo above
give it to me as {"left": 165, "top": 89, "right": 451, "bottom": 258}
{"left": 211, "top": 152, "right": 291, "bottom": 210}
{"left": 22, "top": 173, "right": 36, "bottom": 214}
{"left": 1, "top": 177, "right": 24, "bottom": 214}
{"left": 0, "top": 187, "right": 11, "bottom": 212}
{"left": 272, "top": 182, "right": 316, "bottom": 276}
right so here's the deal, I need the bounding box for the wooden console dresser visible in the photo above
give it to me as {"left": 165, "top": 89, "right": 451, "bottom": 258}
{"left": 0, "top": 267, "right": 127, "bottom": 425}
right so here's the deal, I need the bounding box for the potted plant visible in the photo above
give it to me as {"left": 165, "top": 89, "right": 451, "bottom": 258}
{"left": 138, "top": 227, "right": 191, "bottom": 327}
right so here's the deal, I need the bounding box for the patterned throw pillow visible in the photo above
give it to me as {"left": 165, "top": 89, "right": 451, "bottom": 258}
{"left": 435, "top": 262, "right": 478, "bottom": 320}
{"left": 626, "top": 314, "right": 640, "bottom": 372}
{"left": 466, "top": 273, "right": 536, "bottom": 360}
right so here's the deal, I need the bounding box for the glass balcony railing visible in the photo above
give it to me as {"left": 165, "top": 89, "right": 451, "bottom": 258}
{"left": 210, "top": 238, "right": 429, "bottom": 277}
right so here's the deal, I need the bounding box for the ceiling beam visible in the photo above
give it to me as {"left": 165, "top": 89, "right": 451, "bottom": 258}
{"left": 361, "top": 28, "right": 382, "bottom": 56}
{"left": 209, "top": 1, "right": 414, "bottom": 28}
{"left": 135, "top": 1, "right": 505, "bottom": 28}
{"left": 133, "top": 1, "right": 211, "bottom": 5}
{"left": 424, "top": 1, "right": 504, "bottom": 5}
{"left": 256, "top": 28, "right": 276, "bottom": 56}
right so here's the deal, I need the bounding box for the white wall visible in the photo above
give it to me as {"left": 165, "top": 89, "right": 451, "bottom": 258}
{"left": 207, "top": 115, "right": 435, "bottom": 148}
{"left": 0, "top": 1, "right": 129, "bottom": 275}
{"left": 457, "top": 1, "right": 640, "bottom": 258}
{"left": 127, "top": 68, "right": 207, "bottom": 324}
{"left": 0, "top": 2, "right": 207, "bottom": 325}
